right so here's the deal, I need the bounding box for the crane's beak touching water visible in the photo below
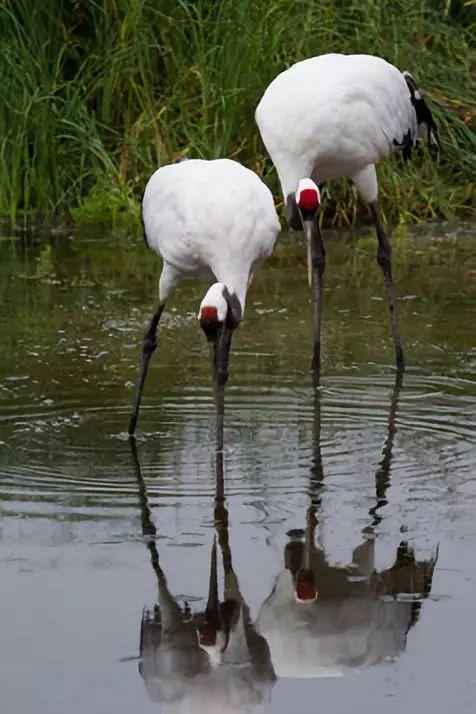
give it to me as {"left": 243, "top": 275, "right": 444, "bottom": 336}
{"left": 295, "top": 180, "right": 324, "bottom": 372}
{"left": 199, "top": 286, "right": 242, "bottom": 454}
{"left": 211, "top": 324, "right": 233, "bottom": 454}
{"left": 295, "top": 180, "right": 321, "bottom": 288}
{"left": 302, "top": 217, "right": 318, "bottom": 288}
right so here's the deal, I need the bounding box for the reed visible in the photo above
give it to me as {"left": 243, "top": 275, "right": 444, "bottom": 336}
{"left": 1, "top": 0, "right": 474, "bottom": 227}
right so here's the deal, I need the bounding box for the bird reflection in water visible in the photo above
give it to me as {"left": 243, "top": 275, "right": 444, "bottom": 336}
{"left": 257, "top": 375, "right": 438, "bottom": 678}
{"left": 130, "top": 443, "right": 276, "bottom": 713}
{"left": 130, "top": 374, "right": 438, "bottom": 703}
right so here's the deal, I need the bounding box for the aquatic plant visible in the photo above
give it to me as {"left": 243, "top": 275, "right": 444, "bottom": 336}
{"left": 0, "top": 0, "right": 474, "bottom": 226}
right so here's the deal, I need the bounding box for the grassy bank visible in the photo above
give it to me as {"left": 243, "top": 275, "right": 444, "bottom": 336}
{"left": 1, "top": 0, "right": 475, "bottom": 228}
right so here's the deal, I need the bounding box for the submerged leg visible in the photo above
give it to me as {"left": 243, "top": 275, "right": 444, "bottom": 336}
{"left": 128, "top": 301, "right": 165, "bottom": 435}
{"left": 370, "top": 201, "right": 405, "bottom": 372}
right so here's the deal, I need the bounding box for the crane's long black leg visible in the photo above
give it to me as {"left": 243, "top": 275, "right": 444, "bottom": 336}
{"left": 310, "top": 223, "right": 326, "bottom": 373}
{"left": 128, "top": 301, "right": 165, "bottom": 435}
{"left": 370, "top": 202, "right": 405, "bottom": 372}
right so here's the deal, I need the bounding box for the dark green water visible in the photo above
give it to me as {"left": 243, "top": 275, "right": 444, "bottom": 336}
{"left": 1, "top": 223, "right": 475, "bottom": 713}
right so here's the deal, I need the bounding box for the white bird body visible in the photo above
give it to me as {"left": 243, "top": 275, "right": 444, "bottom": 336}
{"left": 129, "top": 157, "right": 280, "bottom": 437}
{"left": 142, "top": 158, "right": 280, "bottom": 313}
{"left": 256, "top": 53, "right": 419, "bottom": 201}
{"left": 255, "top": 53, "right": 437, "bottom": 372}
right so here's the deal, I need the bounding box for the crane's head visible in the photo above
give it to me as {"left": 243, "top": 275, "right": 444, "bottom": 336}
{"left": 285, "top": 178, "right": 321, "bottom": 230}
{"left": 198, "top": 283, "right": 242, "bottom": 426}
{"left": 198, "top": 283, "right": 242, "bottom": 343}
{"left": 296, "top": 178, "right": 321, "bottom": 217}
{"left": 296, "top": 179, "right": 322, "bottom": 289}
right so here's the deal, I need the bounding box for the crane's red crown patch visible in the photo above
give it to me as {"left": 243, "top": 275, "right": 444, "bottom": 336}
{"left": 297, "top": 188, "right": 320, "bottom": 211}
{"left": 200, "top": 306, "right": 219, "bottom": 324}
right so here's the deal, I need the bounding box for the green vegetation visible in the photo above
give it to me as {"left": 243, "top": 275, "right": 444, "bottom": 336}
{"left": 1, "top": 0, "right": 475, "bottom": 227}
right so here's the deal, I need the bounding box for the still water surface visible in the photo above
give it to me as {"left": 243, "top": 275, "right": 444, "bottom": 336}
{"left": 1, "top": 223, "right": 475, "bottom": 713}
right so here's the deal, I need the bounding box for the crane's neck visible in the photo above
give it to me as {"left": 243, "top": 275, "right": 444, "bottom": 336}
{"left": 211, "top": 270, "right": 249, "bottom": 322}
{"left": 199, "top": 281, "right": 243, "bottom": 334}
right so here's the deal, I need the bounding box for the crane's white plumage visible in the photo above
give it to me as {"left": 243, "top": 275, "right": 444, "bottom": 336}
{"left": 198, "top": 282, "right": 229, "bottom": 322}
{"left": 255, "top": 53, "right": 434, "bottom": 373}
{"left": 129, "top": 158, "right": 280, "bottom": 437}
{"left": 296, "top": 178, "right": 321, "bottom": 206}
{"left": 256, "top": 53, "right": 418, "bottom": 201}
{"left": 142, "top": 158, "right": 280, "bottom": 315}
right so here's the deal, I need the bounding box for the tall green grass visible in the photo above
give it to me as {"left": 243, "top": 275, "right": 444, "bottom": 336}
{"left": 1, "top": 0, "right": 474, "bottom": 227}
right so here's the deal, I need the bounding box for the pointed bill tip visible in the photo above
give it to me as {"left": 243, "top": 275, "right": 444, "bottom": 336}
{"left": 307, "top": 239, "right": 313, "bottom": 288}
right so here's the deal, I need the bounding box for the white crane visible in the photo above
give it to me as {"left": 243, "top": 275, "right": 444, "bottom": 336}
{"left": 128, "top": 158, "right": 280, "bottom": 445}
{"left": 256, "top": 53, "right": 438, "bottom": 373}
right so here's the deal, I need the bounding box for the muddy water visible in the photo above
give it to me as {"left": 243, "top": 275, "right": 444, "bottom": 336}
{"left": 0, "top": 223, "right": 475, "bottom": 714}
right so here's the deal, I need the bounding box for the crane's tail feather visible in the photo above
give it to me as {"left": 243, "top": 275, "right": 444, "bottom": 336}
{"left": 402, "top": 71, "right": 440, "bottom": 152}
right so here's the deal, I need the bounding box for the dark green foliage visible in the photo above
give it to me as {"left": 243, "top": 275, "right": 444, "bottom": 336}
{"left": 1, "top": 0, "right": 474, "bottom": 225}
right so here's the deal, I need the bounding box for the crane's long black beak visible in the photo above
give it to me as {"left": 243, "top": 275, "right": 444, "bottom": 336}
{"left": 302, "top": 217, "right": 318, "bottom": 288}
{"left": 300, "top": 211, "right": 325, "bottom": 373}
{"left": 201, "top": 287, "right": 240, "bottom": 453}
{"left": 208, "top": 340, "right": 219, "bottom": 409}
{"left": 214, "top": 325, "right": 233, "bottom": 454}
{"left": 203, "top": 321, "right": 233, "bottom": 453}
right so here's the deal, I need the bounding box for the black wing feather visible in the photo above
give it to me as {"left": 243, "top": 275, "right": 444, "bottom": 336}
{"left": 402, "top": 71, "right": 439, "bottom": 150}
